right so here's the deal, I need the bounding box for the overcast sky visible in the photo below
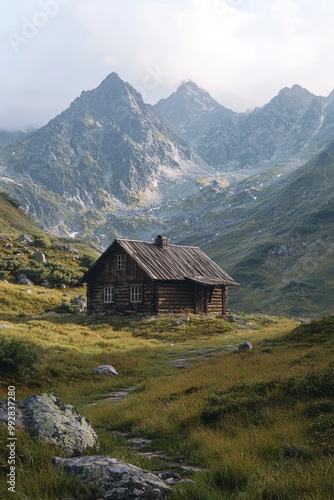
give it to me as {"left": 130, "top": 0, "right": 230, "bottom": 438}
{"left": 2, "top": 0, "right": 334, "bottom": 131}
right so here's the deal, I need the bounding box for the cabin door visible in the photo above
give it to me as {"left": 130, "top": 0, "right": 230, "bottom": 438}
{"left": 195, "top": 285, "right": 206, "bottom": 314}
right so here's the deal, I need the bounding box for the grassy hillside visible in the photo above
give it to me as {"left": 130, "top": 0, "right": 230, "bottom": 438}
{"left": 0, "top": 191, "right": 100, "bottom": 289}
{"left": 215, "top": 146, "right": 334, "bottom": 316}
{"left": 164, "top": 144, "right": 334, "bottom": 316}
{"left": 0, "top": 281, "right": 333, "bottom": 499}
{"left": 0, "top": 192, "right": 43, "bottom": 235}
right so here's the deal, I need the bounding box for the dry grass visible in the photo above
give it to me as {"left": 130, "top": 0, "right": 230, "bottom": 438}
{"left": 1, "top": 281, "right": 333, "bottom": 499}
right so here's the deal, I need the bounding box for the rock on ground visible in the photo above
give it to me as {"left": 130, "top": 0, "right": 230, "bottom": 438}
{"left": 0, "top": 394, "right": 99, "bottom": 456}
{"left": 52, "top": 455, "right": 171, "bottom": 499}
{"left": 17, "top": 234, "right": 34, "bottom": 245}
{"left": 71, "top": 295, "right": 87, "bottom": 312}
{"left": 92, "top": 365, "right": 118, "bottom": 376}
{"left": 239, "top": 342, "right": 253, "bottom": 351}
{"left": 31, "top": 250, "right": 47, "bottom": 263}
{"left": 17, "top": 273, "right": 34, "bottom": 286}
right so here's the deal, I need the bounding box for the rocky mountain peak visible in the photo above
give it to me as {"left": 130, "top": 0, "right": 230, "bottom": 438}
{"left": 154, "top": 79, "right": 236, "bottom": 147}
{"left": 1, "top": 71, "right": 205, "bottom": 221}
{"left": 98, "top": 72, "right": 142, "bottom": 101}
{"left": 100, "top": 71, "right": 124, "bottom": 85}
{"left": 176, "top": 80, "right": 219, "bottom": 111}
{"left": 73, "top": 72, "right": 144, "bottom": 121}
{"left": 158, "top": 80, "right": 221, "bottom": 115}
{"left": 273, "top": 84, "right": 315, "bottom": 108}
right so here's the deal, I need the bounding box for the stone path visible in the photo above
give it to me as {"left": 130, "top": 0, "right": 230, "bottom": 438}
{"left": 87, "top": 386, "right": 205, "bottom": 483}
{"left": 110, "top": 431, "right": 205, "bottom": 482}
{"left": 171, "top": 346, "right": 237, "bottom": 368}
{"left": 86, "top": 345, "right": 237, "bottom": 481}
{"left": 127, "top": 437, "right": 204, "bottom": 472}
{"left": 87, "top": 386, "right": 136, "bottom": 406}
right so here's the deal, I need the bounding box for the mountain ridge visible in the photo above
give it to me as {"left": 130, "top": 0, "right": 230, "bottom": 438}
{"left": 1, "top": 73, "right": 334, "bottom": 315}
{"left": 155, "top": 80, "right": 334, "bottom": 169}
{"left": 0, "top": 73, "right": 213, "bottom": 239}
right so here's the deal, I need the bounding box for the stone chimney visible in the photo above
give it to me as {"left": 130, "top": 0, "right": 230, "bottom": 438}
{"left": 154, "top": 235, "right": 169, "bottom": 248}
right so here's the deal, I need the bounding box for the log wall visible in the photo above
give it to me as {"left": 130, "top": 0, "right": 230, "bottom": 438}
{"left": 87, "top": 281, "right": 153, "bottom": 314}
{"left": 157, "top": 281, "right": 195, "bottom": 313}
{"left": 206, "top": 286, "right": 225, "bottom": 315}
{"left": 87, "top": 281, "right": 226, "bottom": 315}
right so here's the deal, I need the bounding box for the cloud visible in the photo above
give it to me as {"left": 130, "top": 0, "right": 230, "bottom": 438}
{"left": 1, "top": 0, "right": 334, "bottom": 129}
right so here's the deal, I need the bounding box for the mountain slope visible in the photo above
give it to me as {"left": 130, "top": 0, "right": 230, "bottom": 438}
{"left": 0, "top": 130, "right": 28, "bottom": 148}
{"left": 155, "top": 81, "right": 241, "bottom": 166}
{"left": 0, "top": 192, "right": 43, "bottom": 235}
{"left": 1, "top": 74, "right": 334, "bottom": 316}
{"left": 0, "top": 74, "right": 213, "bottom": 240}
{"left": 161, "top": 142, "right": 334, "bottom": 315}
{"left": 3, "top": 74, "right": 209, "bottom": 203}
{"left": 233, "top": 85, "right": 318, "bottom": 164}
{"left": 227, "top": 147, "right": 334, "bottom": 315}
{"left": 156, "top": 83, "right": 334, "bottom": 170}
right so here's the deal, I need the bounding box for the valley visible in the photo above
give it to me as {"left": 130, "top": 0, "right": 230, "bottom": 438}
{"left": 0, "top": 73, "right": 333, "bottom": 315}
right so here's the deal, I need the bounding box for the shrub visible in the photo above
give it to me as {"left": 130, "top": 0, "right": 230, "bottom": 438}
{"left": 0, "top": 255, "right": 84, "bottom": 287}
{"left": 44, "top": 262, "right": 83, "bottom": 286}
{"left": 0, "top": 336, "right": 39, "bottom": 373}
{"left": 80, "top": 253, "right": 96, "bottom": 269}
{"left": 32, "top": 233, "right": 51, "bottom": 249}
{"left": 16, "top": 261, "right": 47, "bottom": 283}
{"left": 0, "top": 257, "right": 25, "bottom": 273}
{"left": 54, "top": 302, "right": 77, "bottom": 314}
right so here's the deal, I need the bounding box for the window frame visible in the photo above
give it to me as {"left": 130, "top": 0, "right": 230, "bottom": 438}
{"left": 117, "top": 254, "right": 126, "bottom": 271}
{"left": 130, "top": 285, "right": 142, "bottom": 303}
{"left": 104, "top": 286, "right": 115, "bottom": 304}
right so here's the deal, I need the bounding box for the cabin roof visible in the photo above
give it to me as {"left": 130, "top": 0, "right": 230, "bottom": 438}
{"left": 82, "top": 237, "right": 239, "bottom": 286}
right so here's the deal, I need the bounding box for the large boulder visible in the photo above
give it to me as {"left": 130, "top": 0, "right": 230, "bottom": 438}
{"left": 17, "top": 234, "right": 34, "bottom": 245}
{"left": 0, "top": 394, "right": 99, "bottom": 456}
{"left": 52, "top": 456, "right": 171, "bottom": 499}
{"left": 92, "top": 365, "right": 118, "bottom": 376}
{"left": 0, "top": 234, "right": 11, "bottom": 241}
{"left": 71, "top": 295, "right": 87, "bottom": 313}
{"left": 31, "top": 250, "right": 46, "bottom": 263}
{"left": 40, "top": 279, "right": 51, "bottom": 288}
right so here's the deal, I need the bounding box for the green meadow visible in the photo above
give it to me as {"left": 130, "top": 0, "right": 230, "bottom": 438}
{"left": 0, "top": 280, "right": 333, "bottom": 499}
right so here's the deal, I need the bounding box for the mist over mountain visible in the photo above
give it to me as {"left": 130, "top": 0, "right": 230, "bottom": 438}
{"left": 0, "top": 129, "right": 28, "bottom": 147}
{"left": 1, "top": 73, "right": 333, "bottom": 314}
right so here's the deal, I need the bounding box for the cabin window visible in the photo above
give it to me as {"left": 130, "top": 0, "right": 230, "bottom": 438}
{"left": 130, "top": 285, "right": 142, "bottom": 303}
{"left": 117, "top": 254, "right": 125, "bottom": 270}
{"left": 104, "top": 286, "right": 115, "bottom": 303}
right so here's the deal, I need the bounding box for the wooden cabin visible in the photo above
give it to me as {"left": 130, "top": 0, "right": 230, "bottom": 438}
{"left": 82, "top": 235, "right": 239, "bottom": 315}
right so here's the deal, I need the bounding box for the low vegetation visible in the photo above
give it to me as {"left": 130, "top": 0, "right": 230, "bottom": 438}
{"left": 0, "top": 336, "right": 39, "bottom": 374}
{"left": 0, "top": 193, "right": 98, "bottom": 289}
{"left": 0, "top": 278, "right": 333, "bottom": 499}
